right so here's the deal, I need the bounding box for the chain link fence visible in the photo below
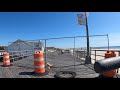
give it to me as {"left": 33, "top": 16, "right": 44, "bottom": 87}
{"left": 2, "top": 35, "right": 108, "bottom": 73}
{"left": 42, "top": 35, "right": 109, "bottom": 71}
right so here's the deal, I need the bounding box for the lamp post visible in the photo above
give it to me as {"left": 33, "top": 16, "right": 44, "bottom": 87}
{"left": 77, "top": 12, "right": 91, "bottom": 64}
{"left": 84, "top": 12, "right": 91, "bottom": 64}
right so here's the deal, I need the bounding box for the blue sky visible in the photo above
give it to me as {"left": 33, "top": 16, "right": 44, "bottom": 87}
{"left": 0, "top": 12, "right": 120, "bottom": 48}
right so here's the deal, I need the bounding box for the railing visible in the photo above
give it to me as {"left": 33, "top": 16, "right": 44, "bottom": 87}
{"left": 91, "top": 49, "right": 120, "bottom": 73}
{"left": 0, "top": 50, "right": 5, "bottom": 52}
{"left": 73, "top": 50, "right": 86, "bottom": 61}
{"left": 91, "top": 49, "right": 120, "bottom": 61}
{"left": 0, "top": 50, "right": 34, "bottom": 62}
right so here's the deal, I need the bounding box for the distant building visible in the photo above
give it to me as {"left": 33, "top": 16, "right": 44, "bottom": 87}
{"left": 46, "top": 47, "right": 56, "bottom": 52}
{"left": 5, "top": 39, "right": 44, "bottom": 53}
{"left": 0, "top": 46, "right": 6, "bottom": 50}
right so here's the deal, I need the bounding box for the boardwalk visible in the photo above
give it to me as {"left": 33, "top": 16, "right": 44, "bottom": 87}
{"left": 0, "top": 52, "right": 100, "bottom": 78}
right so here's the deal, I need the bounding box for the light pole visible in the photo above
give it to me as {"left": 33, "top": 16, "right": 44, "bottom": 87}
{"left": 84, "top": 12, "right": 91, "bottom": 64}
{"left": 77, "top": 12, "right": 91, "bottom": 64}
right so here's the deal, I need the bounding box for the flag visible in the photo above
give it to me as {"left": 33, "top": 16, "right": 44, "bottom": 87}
{"left": 77, "top": 14, "right": 86, "bottom": 25}
{"left": 86, "top": 12, "right": 89, "bottom": 17}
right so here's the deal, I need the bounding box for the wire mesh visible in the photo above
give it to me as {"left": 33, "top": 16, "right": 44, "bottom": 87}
{"left": 2, "top": 35, "right": 109, "bottom": 77}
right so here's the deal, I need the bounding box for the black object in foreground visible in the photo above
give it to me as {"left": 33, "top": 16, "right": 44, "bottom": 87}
{"left": 54, "top": 71, "right": 76, "bottom": 78}
{"left": 94, "top": 56, "right": 120, "bottom": 73}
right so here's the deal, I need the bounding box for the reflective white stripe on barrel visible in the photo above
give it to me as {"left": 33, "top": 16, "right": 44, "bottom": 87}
{"left": 34, "top": 58, "right": 44, "bottom": 61}
{"left": 3, "top": 56, "right": 9, "bottom": 58}
{"left": 3, "top": 60, "right": 10, "bottom": 63}
{"left": 34, "top": 65, "right": 45, "bottom": 68}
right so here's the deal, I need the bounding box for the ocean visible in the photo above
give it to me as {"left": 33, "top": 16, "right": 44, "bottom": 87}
{"left": 92, "top": 46, "right": 120, "bottom": 49}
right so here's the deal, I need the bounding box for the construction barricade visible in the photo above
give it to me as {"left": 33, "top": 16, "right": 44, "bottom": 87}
{"left": 33, "top": 51, "right": 48, "bottom": 76}
{"left": 2, "top": 52, "right": 13, "bottom": 67}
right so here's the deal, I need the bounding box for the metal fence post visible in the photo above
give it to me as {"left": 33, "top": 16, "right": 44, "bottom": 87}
{"left": 84, "top": 49, "right": 86, "bottom": 60}
{"left": 73, "top": 37, "right": 75, "bottom": 69}
{"left": 107, "top": 34, "right": 109, "bottom": 51}
{"left": 45, "top": 39, "right": 47, "bottom": 67}
{"left": 95, "top": 50, "right": 96, "bottom": 62}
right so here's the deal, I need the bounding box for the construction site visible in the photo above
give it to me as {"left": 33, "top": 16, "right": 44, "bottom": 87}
{"left": 0, "top": 12, "right": 120, "bottom": 78}
{"left": 0, "top": 34, "right": 120, "bottom": 78}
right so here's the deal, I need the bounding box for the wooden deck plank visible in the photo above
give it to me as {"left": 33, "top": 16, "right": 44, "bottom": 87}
{"left": 0, "top": 52, "right": 103, "bottom": 78}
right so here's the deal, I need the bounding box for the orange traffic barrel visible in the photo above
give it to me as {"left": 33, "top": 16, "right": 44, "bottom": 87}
{"left": 105, "top": 51, "right": 116, "bottom": 58}
{"left": 102, "top": 51, "right": 117, "bottom": 77}
{"left": 34, "top": 51, "right": 45, "bottom": 74}
{"left": 2, "top": 52, "right": 12, "bottom": 67}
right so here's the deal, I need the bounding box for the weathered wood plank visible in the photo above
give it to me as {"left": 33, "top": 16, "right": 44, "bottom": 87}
{"left": 0, "top": 52, "right": 111, "bottom": 78}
